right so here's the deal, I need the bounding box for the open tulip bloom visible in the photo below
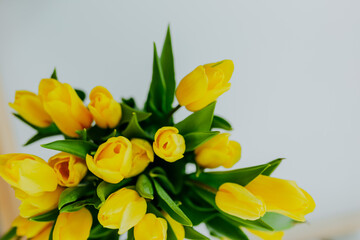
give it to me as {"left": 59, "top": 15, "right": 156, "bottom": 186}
{"left": 0, "top": 27, "right": 315, "bottom": 240}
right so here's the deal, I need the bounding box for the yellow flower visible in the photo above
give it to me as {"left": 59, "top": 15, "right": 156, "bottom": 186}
{"left": 245, "top": 175, "right": 315, "bottom": 222}
{"left": 0, "top": 154, "right": 58, "bottom": 195}
{"left": 194, "top": 133, "right": 241, "bottom": 169}
{"left": 153, "top": 127, "right": 185, "bottom": 162}
{"left": 48, "top": 152, "right": 87, "bottom": 187}
{"left": 86, "top": 136, "right": 132, "bottom": 183}
{"left": 12, "top": 216, "right": 52, "bottom": 238}
{"left": 215, "top": 183, "right": 266, "bottom": 220}
{"left": 162, "top": 211, "right": 184, "bottom": 240}
{"left": 32, "top": 224, "right": 53, "bottom": 240}
{"left": 134, "top": 213, "right": 167, "bottom": 240}
{"left": 88, "top": 86, "right": 122, "bottom": 128}
{"left": 247, "top": 228, "right": 284, "bottom": 240}
{"left": 126, "top": 138, "right": 154, "bottom": 177}
{"left": 15, "top": 186, "right": 64, "bottom": 218}
{"left": 38, "top": 78, "right": 93, "bottom": 137}
{"left": 176, "top": 60, "right": 234, "bottom": 112}
{"left": 53, "top": 208, "right": 92, "bottom": 240}
{"left": 98, "top": 188, "right": 146, "bottom": 234}
{"left": 9, "top": 90, "right": 52, "bottom": 128}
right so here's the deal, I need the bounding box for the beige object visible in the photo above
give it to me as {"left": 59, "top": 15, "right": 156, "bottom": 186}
{"left": 0, "top": 79, "right": 19, "bottom": 234}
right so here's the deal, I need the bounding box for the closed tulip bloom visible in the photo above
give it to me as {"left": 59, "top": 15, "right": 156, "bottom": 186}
{"left": 126, "top": 138, "right": 154, "bottom": 177}
{"left": 32, "top": 224, "right": 53, "bottom": 240}
{"left": 153, "top": 127, "right": 185, "bottom": 162}
{"left": 215, "top": 183, "right": 266, "bottom": 220}
{"left": 86, "top": 136, "right": 132, "bottom": 183}
{"left": 9, "top": 90, "right": 52, "bottom": 128}
{"left": 0, "top": 154, "right": 58, "bottom": 195}
{"left": 12, "top": 216, "right": 52, "bottom": 238}
{"left": 134, "top": 213, "right": 167, "bottom": 240}
{"left": 245, "top": 175, "right": 315, "bottom": 222}
{"left": 194, "top": 133, "right": 241, "bottom": 169}
{"left": 176, "top": 60, "right": 234, "bottom": 112}
{"left": 247, "top": 228, "right": 284, "bottom": 240}
{"left": 38, "top": 78, "right": 92, "bottom": 137}
{"left": 53, "top": 208, "right": 92, "bottom": 240}
{"left": 15, "top": 186, "right": 64, "bottom": 218}
{"left": 98, "top": 188, "right": 146, "bottom": 234}
{"left": 48, "top": 152, "right": 87, "bottom": 187}
{"left": 162, "top": 211, "right": 184, "bottom": 240}
{"left": 88, "top": 86, "right": 122, "bottom": 128}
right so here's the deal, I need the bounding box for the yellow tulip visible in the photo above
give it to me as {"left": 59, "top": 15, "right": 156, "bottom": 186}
{"left": 0, "top": 153, "right": 58, "bottom": 195}
{"left": 176, "top": 60, "right": 234, "bottom": 112}
{"left": 38, "top": 78, "right": 93, "bottom": 137}
{"left": 247, "top": 228, "right": 284, "bottom": 240}
{"left": 12, "top": 216, "right": 52, "bottom": 238}
{"left": 86, "top": 136, "right": 132, "bottom": 183}
{"left": 245, "top": 175, "right": 315, "bottom": 222}
{"left": 32, "top": 224, "right": 53, "bottom": 240}
{"left": 48, "top": 152, "right": 87, "bottom": 187}
{"left": 215, "top": 183, "right": 266, "bottom": 220}
{"left": 15, "top": 186, "right": 64, "bottom": 218}
{"left": 88, "top": 86, "right": 122, "bottom": 128}
{"left": 9, "top": 90, "right": 52, "bottom": 128}
{"left": 153, "top": 127, "right": 185, "bottom": 162}
{"left": 134, "top": 213, "right": 167, "bottom": 240}
{"left": 53, "top": 208, "right": 92, "bottom": 240}
{"left": 126, "top": 138, "right": 154, "bottom": 177}
{"left": 194, "top": 133, "right": 241, "bottom": 169}
{"left": 162, "top": 211, "right": 184, "bottom": 240}
{"left": 98, "top": 188, "right": 146, "bottom": 234}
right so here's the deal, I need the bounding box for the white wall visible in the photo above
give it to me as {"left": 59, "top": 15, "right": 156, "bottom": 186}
{"left": 1, "top": 0, "right": 360, "bottom": 239}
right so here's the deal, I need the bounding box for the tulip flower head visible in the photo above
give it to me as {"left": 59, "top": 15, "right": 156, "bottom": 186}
{"left": 12, "top": 216, "right": 52, "bottom": 239}
{"left": 153, "top": 127, "right": 185, "bottom": 162}
{"left": 126, "top": 138, "right": 154, "bottom": 177}
{"left": 134, "top": 213, "right": 168, "bottom": 240}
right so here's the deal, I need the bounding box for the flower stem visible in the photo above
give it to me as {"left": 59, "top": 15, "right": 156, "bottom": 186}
{"left": 185, "top": 179, "right": 217, "bottom": 194}
{"left": 167, "top": 104, "right": 181, "bottom": 122}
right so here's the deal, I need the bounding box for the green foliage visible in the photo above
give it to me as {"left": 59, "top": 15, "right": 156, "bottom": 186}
{"left": 261, "top": 212, "right": 297, "bottom": 231}
{"left": 121, "top": 113, "right": 151, "bottom": 139}
{"left": 0, "top": 227, "right": 16, "bottom": 240}
{"left": 184, "top": 226, "right": 210, "bottom": 240}
{"left": 183, "top": 131, "right": 219, "bottom": 152}
{"left": 136, "top": 174, "right": 154, "bottom": 200}
{"left": 206, "top": 217, "right": 249, "bottom": 240}
{"left": 58, "top": 184, "right": 94, "bottom": 210}
{"left": 120, "top": 102, "right": 152, "bottom": 125}
{"left": 51, "top": 68, "right": 58, "bottom": 80}
{"left": 75, "top": 89, "right": 86, "bottom": 101}
{"left": 262, "top": 158, "right": 284, "bottom": 176}
{"left": 211, "top": 115, "right": 232, "bottom": 130}
{"left": 97, "top": 178, "right": 133, "bottom": 202}
{"left": 41, "top": 140, "right": 98, "bottom": 158}
{"left": 29, "top": 208, "right": 59, "bottom": 222}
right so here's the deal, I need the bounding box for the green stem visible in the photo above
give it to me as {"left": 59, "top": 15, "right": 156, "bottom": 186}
{"left": 185, "top": 179, "right": 217, "bottom": 194}
{"left": 166, "top": 104, "right": 181, "bottom": 123}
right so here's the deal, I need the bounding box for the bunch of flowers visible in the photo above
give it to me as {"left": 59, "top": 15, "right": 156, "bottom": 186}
{"left": 0, "top": 28, "right": 315, "bottom": 240}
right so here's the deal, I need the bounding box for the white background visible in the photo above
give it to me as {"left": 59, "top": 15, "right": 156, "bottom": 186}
{"left": 1, "top": 1, "right": 360, "bottom": 239}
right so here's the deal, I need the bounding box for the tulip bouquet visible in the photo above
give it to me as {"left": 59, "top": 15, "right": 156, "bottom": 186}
{"left": 0, "top": 27, "right": 315, "bottom": 240}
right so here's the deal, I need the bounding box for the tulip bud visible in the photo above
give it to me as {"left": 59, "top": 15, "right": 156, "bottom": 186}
{"left": 162, "top": 211, "right": 185, "bottom": 240}
{"left": 15, "top": 186, "right": 64, "bottom": 218}
{"left": 38, "top": 78, "right": 93, "bottom": 137}
{"left": 126, "top": 138, "right": 154, "bottom": 177}
{"left": 153, "top": 127, "right": 185, "bottom": 162}
{"left": 0, "top": 154, "right": 58, "bottom": 195}
{"left": 194, "top": 133, "right": 241, "bottom": 169}
{"left": 53, "top": 208, "right": 92, "bottom": 240}
{"left": 88, "top": 86, "right": 122, "bottom": 128}
{"left": 48, "top": 152, "right": 87, "bottom": 187}
{"left": 86, "top": 136, "right": 132, "bottom": 183}
{"left": 9, "top": 90, "right": 52, "bottom": 128}
{"left": 32, "top": 224, "right": 53, "bottom": 240}
{"left": 215, "top": 183, "right": 266, "bottom": 220}
{"left": 98, "top": 188, "right": 146, "bottom": 234}
{"left": 134, "top": 213, "right": 167, "bottom": 240}
{"left": 247, "top": 228, "right": 284, "bottom": 240}
{"left": 12, "top": 216, "right": 52, "bottom": 238}
{"left": 245, "top": 175, "right": 315, "bottom": 222}
{"left": 176, "top": 60, "right": 234, "bottom": 112}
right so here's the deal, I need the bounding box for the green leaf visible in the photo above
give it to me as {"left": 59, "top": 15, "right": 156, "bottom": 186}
{"left": 211, "top": 115, "right": 232, "bottom": 131}
{"left": 0, "top": 227, "right": 16, "bottom": 240}
{"left": 97, "top": 178, "right": 133, "bottom": 202}
{"left": 180, "top": 202, "right": 216, "bottom": 226}
{"left": 51, "top": 68, "right": 58, "bottom": 80}
{"left": 145, "top": 43, "right": 167, "bottom": 114}
{"left": 261, "top": 212, "right": 296, "bottom": 231}
{"left": 127, "top": 228, "right": 135, "bottom": 240}
{"left": 183, "top": 131, "right": 219, "bottom": 152}
{"left": 121, "top": 113, "right": 151, "bottom": 139}
{"left": 149, "top": 167, "right": 177, "bottom": 194}
{"left": 75, "top": 89, "right": 86, "bottom": 101}
{"left": 262, "top": 158, "right": 284, "bottom": 176}
{"left": 160, "top": 26, "right": 176, "bottom": 112}
{"left": 206, "top": 217, "right": 249, "bottom": 240}
{"left": 29, "top": 208, "right": 59, "bottom": 222}
{"left": 100, "top": 129, "right": 117, "bottom": 141}
{"left": 41, "top": 140, "right": 98, "bottom": 158}
{"left": 120, "top": 103, "right": 152, "bottom": 125}
{"left": 184, "top": 226, "right": 210, "bottom": 240}
{"left": 58, "top": 185, "right": 94, "bottom": 210}
{"left": 152, "top": 179, "right": 192, "bottom": 226}
{"left": 60, "top": 198, "right": 100, "bottom": 213}
{"left": 89, "top": 224, "right": 118, "bottom": 239}
{"left": 175, "top": 102, "right": 216, "bottom": 135}
{"left": 76, "top": 129, "right": 88, "bottom": 141}
{"left": 190, "top": 163, "right": 271, "bottom": 189}
{"left": 121, "top": 97, "right": 136, "bottom": 108}
{"left": 136, "top": 174, "right": 154, "bottom": 200}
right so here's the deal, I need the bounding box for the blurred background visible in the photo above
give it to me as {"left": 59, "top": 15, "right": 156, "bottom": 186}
{"left": 0, "top": 0, "right": 360, "bottom": 239}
